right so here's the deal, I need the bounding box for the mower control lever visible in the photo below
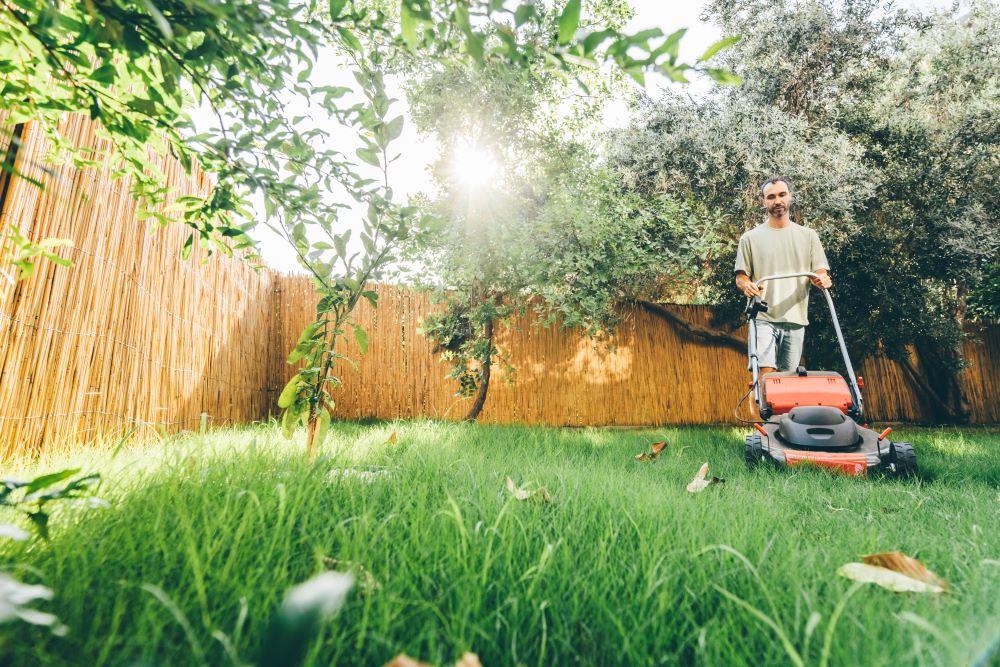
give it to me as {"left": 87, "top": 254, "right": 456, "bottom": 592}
{"left": 745, "top": 295, "right": 768, "bottom": 320}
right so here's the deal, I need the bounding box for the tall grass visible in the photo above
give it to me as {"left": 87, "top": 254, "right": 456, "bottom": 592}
{"left": 2, "top": 421, "right": 999, "bottom": 666}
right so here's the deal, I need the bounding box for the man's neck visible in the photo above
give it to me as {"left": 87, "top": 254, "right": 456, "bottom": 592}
{"left": 766, "top": 215, "right": 791, "bottom": 229}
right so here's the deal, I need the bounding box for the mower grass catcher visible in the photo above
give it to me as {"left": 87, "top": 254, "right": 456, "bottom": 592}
{"left": 742, "top": 272, "right": 917, "bottom": 478}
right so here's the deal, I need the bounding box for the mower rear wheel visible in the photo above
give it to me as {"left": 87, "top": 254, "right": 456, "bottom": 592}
{"left": 889, "top": 441, "right": 918, "bottom": 478}
{"left": 745, "top": 433, "right": 767, "bottom": 468}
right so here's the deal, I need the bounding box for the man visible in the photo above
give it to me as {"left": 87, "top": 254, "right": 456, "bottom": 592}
{"left": 734, "top": 177, "right": 832, "bottom": 375}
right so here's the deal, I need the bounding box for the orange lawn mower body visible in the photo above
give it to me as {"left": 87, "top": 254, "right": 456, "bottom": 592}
{"left": 742, "top": 273, "right": 917, "bottom": 478}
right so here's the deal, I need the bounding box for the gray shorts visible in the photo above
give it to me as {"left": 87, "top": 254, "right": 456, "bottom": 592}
{"left": 748, "top": 320, "right": 805, "bottom": 371}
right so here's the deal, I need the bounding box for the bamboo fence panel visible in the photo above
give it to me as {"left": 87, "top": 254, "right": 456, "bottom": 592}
{"left": 0, "top": 115, "right": 279, "bottom": 458}
{"left": 275, "top": 278, "right": 1000, "bottom": 426}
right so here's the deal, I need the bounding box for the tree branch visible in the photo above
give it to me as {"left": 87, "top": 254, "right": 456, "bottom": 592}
{"left": 635, "top": 299, "right": 745, "bottom": 352}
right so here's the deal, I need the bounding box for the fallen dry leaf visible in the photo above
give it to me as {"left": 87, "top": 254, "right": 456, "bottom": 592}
{"left": 837, "top": 551, "right": 948, "bottom": 593}
{"left": 635, "top": 440, "right": 669, "bottom": 462}
{"left": 383, "top": 653, "right": 482, "bottom": 667}
{"left": 837, "top": 564, "right": 945, "bottom": 593}
{"left": 385, "top": 431, "right": 398, "bottom": 444}
{"left": 384, "top": 655, "right": 431, "bottom": 667}
{"left": 861, "top": 552, "right": 948, "bottom": 591}
{"left": 505, "top": 476, "right": 552, "bottom": 503}
{"left": 686, "top": 462, "right": 724, "bottom": 493}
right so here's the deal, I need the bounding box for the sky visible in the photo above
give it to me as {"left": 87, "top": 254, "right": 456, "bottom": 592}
{"left": 246, "top": 0, "right": 959, "bottom": 274}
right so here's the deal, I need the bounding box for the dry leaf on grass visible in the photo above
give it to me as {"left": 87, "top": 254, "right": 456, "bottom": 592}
{"left": 385, "top": 431, "right": 398, "bottom": 444}
{"left": 455, "top": 653, "right": 483, "bottom": 667}
{"left": 384, "top": 655, "right": 430, "bottom": 667}
{"left": 686, "top": 462, "right": 724, "bottom": 493}
{"left": 384, "top": 653, "right": 481, "bottom": 667}
{"left": 837, "top": 551, "right": 948, "bottom": 593}
{"left": 505, "top": 476, "right": 552, "bottom": 503}
{"left": 862, "top": 552, "right": 948, "bottom": 590}
{"left": 635, "top": 441, "right": 668, "bottom": 462}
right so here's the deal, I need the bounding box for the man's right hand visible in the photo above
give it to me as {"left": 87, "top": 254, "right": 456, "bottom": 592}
{"left": 736, "top": 275, "right": 762, "bottom": 298}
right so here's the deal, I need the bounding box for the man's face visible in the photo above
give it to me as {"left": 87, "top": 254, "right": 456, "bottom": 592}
{"left": 761, "top": 181, "right": 792, "bottom": 218}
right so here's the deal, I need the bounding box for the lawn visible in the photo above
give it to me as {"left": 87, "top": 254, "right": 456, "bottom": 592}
{"left": 2, "top": 421, "right": 1000, "bottom": 666}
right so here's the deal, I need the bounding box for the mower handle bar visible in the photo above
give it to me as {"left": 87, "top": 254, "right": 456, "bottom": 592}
{"left": 747, "top": 272, "right": 864, "bottom": 420}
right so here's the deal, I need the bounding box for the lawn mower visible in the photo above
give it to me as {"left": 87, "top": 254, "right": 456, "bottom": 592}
{"left": 742, "top": 272, "right": 917, "bottom": 477}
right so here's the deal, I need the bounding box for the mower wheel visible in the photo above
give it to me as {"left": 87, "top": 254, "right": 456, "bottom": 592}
{"left": 745, "top": 433, "right": 767, "bottom": 468}
{"left": 889, "top": 441, "right": 918, "bottom": 478}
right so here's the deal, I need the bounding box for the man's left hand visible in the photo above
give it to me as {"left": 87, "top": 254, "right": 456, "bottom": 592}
{"left": 810, "top": 270, "right": 832, "bottom": 289}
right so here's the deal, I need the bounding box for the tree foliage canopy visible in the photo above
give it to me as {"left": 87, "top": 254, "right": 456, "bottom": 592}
{"left": 609, "top": 0, "right": 1000, "bottom": 421}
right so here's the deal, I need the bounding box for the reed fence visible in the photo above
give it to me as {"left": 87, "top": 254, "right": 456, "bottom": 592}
{"left": 1, "top": 116, "right": 998, "bottom": 459}
{"left": 275, "top": 280, "right": 1000, "bottom": 427}
{"left": 0, "top": 114, "right": 280, "bottom": 459}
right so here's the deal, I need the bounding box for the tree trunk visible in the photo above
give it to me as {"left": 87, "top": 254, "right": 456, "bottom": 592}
{"left": 464, "top": 317, "right": 494, "bottom": 422}
{"left": 901, "top": 286, "right": 972, "bottom": 424}
{"left": 949, "top": 285, "right": 972, "bottom": 422}
{"left": 636, "top": 300, "right": 745, "bottom": 351}
{"left": 305, "top": 403, "right": 320, "bottom": 462}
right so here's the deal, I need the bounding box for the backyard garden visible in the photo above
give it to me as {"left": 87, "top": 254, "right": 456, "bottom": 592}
{"left": 2, "top": 0, "right": 1000, "bottom": 665}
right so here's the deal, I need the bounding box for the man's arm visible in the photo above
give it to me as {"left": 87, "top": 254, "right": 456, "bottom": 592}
{"left": 809, "top": 230, "right": 832, "bottom": 288}
{"left": 734, "top": 234, "right": 761, "bottom": 297}
{"left": 810, "top": 268, "right": 832, "bottom": 289}
{"left": 736, "top": 271, "right": 762, "bottom": 297}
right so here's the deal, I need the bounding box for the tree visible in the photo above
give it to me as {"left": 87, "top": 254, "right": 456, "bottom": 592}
{"left": 394, "top": 1, "right": 740, "bottom": 420}
{"left": 609, "top": 0, "right": 1000, "bottom": 422}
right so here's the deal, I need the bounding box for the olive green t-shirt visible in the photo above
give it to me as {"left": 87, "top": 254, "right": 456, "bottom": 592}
{"left": 733, "top": 222, "right": 830, "bottom": 326}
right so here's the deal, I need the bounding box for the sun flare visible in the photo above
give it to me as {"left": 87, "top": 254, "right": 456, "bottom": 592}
{"left": 449, "top": 143, "right": 501, "bottom": 189}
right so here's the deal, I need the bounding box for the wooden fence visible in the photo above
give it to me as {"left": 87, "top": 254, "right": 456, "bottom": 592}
{"left": 1, "top": 116, "right": 998, "bottom": 459}
{"left": 0, "top": 115, "right": 281, "bottom": 459}
{"left": 275, "top": 280, "right": 1000, "bottom": 427}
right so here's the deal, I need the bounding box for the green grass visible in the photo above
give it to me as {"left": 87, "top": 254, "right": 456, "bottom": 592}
{"left": 3, "top": 421, "right": 1000, "bottom": 666}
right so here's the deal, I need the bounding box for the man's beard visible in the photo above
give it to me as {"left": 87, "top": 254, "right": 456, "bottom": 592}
{"left": 768, "top": 203, "right": 787, "bottom": 217}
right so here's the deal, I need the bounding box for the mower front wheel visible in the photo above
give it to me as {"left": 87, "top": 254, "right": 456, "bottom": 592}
{"left": 745, "top": 433, "right": 768, "bottom": 468}
{"left": 888, "top": 441, "right": 918, "bottom": 478}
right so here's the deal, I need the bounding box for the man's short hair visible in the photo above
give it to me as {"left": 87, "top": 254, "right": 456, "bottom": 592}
{"left": 760, "top": 176, "right": 794, "bottom": 197}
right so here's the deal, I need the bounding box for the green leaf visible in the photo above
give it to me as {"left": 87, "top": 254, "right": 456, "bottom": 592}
{"left": 314, "top": 409, "right": 331, "bottom": 448}
{"left": 278, "top": 377, "right": 302, "bottom": 408}
{"left": 466, "top": 33, "right": 484, "bottom": 61}
{"left": 25, "top": 469, "right": 80, "bottom": 495}
{"left": 181, "top": 233, "right": 194, "bottom": 260}
{"left": 337, "top": 26, "right": 362, "bottom": 52}
{"left": 353, "top": 325, "right": 369, "bottom": 355}
{"left": 334, "top": 231, "right": 349, "bottom": 259}
{"left": 558, "top": 0, "right": 581, "bottom": 45}
{"left": 356, "top": 148, "right": 380, "bottom": 167}
{"left": 514, "top": 4, "right": 536, "bottom": 26}
{"left": 329, "top": 0, "right": 348, "bottom": 20}
{"left": 583, "top": 29, "right": 617, "bottom": 55}
{"left": 281, "top": 407, "right": 298, "bottom": 439}
{"left": 27, "top": 511, "right": 49, "bottom": 540}
{"left": 90, "top": 64, "right": 116, "bottom": 86}
{"left": 43, "top": 254, "right": 73, "bottom": 268}
{"left": 361, "top": 290, "right": 378, "bottom": 307}
{"left": 698, "top": 35, "right": 741, "bottom": 63}
{"left": 400, "top": 1, "right": 418, "bottom": 47}
{"left": 650, "top": 28, "right": 687, "bottom": 62}
{"left": 385, "top": 115, "right": 404, "bottom": 141}
{"left": 704, "top": 68, "right": 742, "bottom": 85}
{"left": 626, "top": 68, "right": 645, "bottom": 86}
